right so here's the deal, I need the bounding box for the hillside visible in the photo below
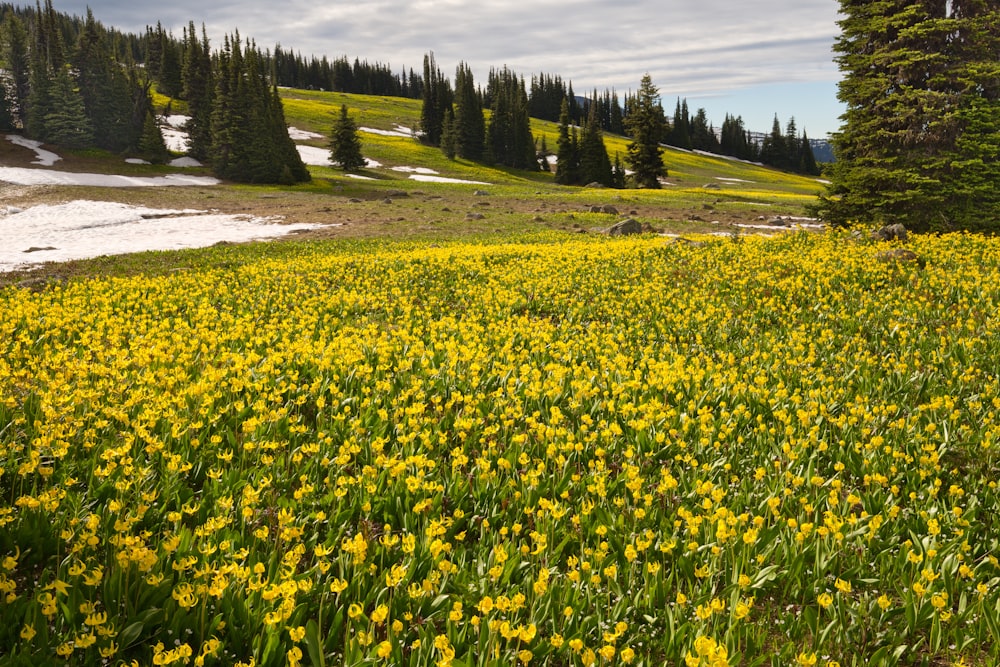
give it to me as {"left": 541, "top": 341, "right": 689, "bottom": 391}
{"left": 1, "top": 87, "right": 827, "bottom": 277}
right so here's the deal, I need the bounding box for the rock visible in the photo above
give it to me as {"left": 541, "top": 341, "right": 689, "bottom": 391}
{"left": 689, "top": 214, "right": 705, "bottom": 222}
{"left": 532, "top": 215, "right": 544, "bottom": 222}
{"left": 584, "top": 182, "right": 606, "bottom": 189}
{"left": 386, "top": 189, "right": 408, "bottom": 198}
{"left": 672, "top": 237, "right": 707, "bottom": 247}
{"left": 349, "top": 198, "right": 363, "bottom": 203}
{"left": 22, "top": 246, "right": 57, "bottom": 253}
{"left": 873, "top": 223, "right": 908, "bottom": 242}
{"left": 474, "top": 190, "right": 489, "bottom": 196}
{"left": 703, "top": 183, "right": 721, "bottom": 189}
{"left": 608, "top": 218, "right": 642, "bottom": 236}
{"left": 466, "top": 213, "right": 485, "bottom": 220}
{"left": 381, "top": 198, "right": 393, "bottom": 204}
{"left": 588, "top": 205, "right": 602, "bottom": 213}
{"left": 878, "top": 248, "right": 925, "bottom": 267}
{"left": 601, "top": 205, "right": 619, "bottom": 215}
{"left": 768, "top": 216, "right": 790, "bottom": 226}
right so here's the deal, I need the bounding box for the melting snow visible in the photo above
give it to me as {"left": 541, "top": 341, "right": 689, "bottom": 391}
{"left": 6, "top": 135, "right": 62, "bottom": 166}
{"left": 169, "top": 157, "right": 203, "bottom": 168}
{"left": 287, "top": 126, "right": 324, "bottom": 141}
{"left": 0, "top": 200, "right": 320, "bottom": 273}
{"left": 0, "top": 166, "right": 219, "bottom": 187}
{"left": 391, "top": 166, "right": 439, "bottom": 175}
{"left": 360, "top": 126, "right": 414, "bottom": 138}
{"left": 407, "top": 174, "right": 490, "bottom": 185}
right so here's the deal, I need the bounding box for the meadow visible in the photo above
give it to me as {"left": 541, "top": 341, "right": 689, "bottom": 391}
{"left": 2, "top": 228, "right": 999, "bottom": 666}
{"left": 2, "top": 88, "right": 999, "bottom": 666}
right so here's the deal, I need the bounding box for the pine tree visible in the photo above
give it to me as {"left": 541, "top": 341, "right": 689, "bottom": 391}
{"left": 157, "top": 30, "right": 182, "bottom": 98}
{"left": 440, "top": 107, "right": 457, "bottom": 160}
{"left": 554, "top": 98, "right": 580, "bottom": 185}
{"left": 329, "top": 103, "right": 365, "bottom": 171}
{"left": 73, "top": 9, "right": 134, "bottom": 152}
{"left": 0, "top": 78, "right": 13, "bottom": 131}
{"left": 182, "top": 23, "right": 213, "bottom": 161}
{"left": 579, "top": 93, "right": 613, "bottom": 186}
{"left": 453, "top": 62, "right": 484, "bottom": 161}
{"left": 420, "top": 52, "right": 451, "bottom": 145}
{"left": 43, "top": 65, "right": 93, "bottom": 148}
{"left": 818, "top": 0, "right": 1000, "bottom": 231}
{"left": 625, "top": 74, "right": 667, "bottom": 188}
{"left": 759, "top": 115, "right": 787, "bottom": 169}
{"left": 798, "top": 130, "right": 820, "bottom": 176}
{"left": 137, "top": 108, "right": 169, "bottom": 163}
{"left": 2, "top": 11, "right": 30, "bottom": 128}
{"left": 485, "top": 67, "right": 535, "bottom": 169}
{"left": 690, "top": 107, "right": 719, "bottom": 152}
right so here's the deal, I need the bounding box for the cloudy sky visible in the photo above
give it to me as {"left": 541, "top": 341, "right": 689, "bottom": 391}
{"left": 54, "top": 0, "right": 845, "bottom": 137}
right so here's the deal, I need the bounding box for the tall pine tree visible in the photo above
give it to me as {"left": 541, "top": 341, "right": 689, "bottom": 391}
{"left": 329, "top": 104, "right": 365, "bottom": 171}
{"left": 818, "top": 0, "right": 1000, "bottom": 231}
{"left": 625, "top": 74, "right": 667, "bottom": 188}
{"left": 453, "top": 62, "right": 484, "bottom": 161}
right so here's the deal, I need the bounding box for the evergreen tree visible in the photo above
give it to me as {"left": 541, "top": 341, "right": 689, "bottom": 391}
{"left": 818, "top": 0, "right": 1000, "bottom": 231}
{"left": 0, "top": 77, "right": 12, "bottom": 130}
{"left": 625, "top": 74, "right": 667, "bottom": 188}
{"left": 579, "top": 93, "right": 613, "bottom": 186}
{"left": 43, "top": 65, "right": 93, "bottom": 148}
{"left": 453, "top": 62, "right": 484, "bottom": 161}
{"left": 440, "top": 107, "right": 457, "bottom": 159}
{"left": 2, "top": 11, "right": 30, "bottom": 128}
{"left": 554, "top": 98, "right": 580, "bottom": 185}
{"left": 485, "top": 67, "right": 535, "bottom": 169}
{"left": 210, "top": 35, "right": 309, "bottom": 183}
{"left": 420, "top": 52, "right": 451, "bottom": 145}
{"left": 798, "top": 129, "right": 820, "bottom": 176}
{"left": 137, "top": 107, "right": 169, "bottom": 163}
{"left": 157, "top": 29, "right": 182, "bottom": 97}
{"left": 690, "top": 107, "right": 719, "bottom": 152}
{"left": 667, "top": 98, "right": 691, "bottom": 149}
{"left": 182, "top": 23, "right": 213, "bottom": 160}
{"left": 73, "top": 9, "right": 134, "bottom": 152}
{"left": 759, "top": 115, "right": 787, "bottom": 169}
{"left": 329, "top": 103, "right": 365, "bottom": 171}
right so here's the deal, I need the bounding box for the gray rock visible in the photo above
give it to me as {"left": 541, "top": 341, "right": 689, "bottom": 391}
{"left": 474, "top": 190, "right": 489, "bottom": 196}
{"left": 703, "top": 183, "right": 721, "bottom": 189}
{"left": 466, "top": 212, "right": 485, "bottom": 220}
{"left": 768, "top": 216, "right": 790, "bottom": 226}
{"left": 873, "top": 223, "right": 908, "bottom": 242}
{"left": 601, "top": 205, "right": 619, "bottom": 215}
{"left": 878, "top": 247, "right": 925, "bottom": 268}
{"left": 608, "top": 218, "right": 643, "bottom": 236}
{"left": 585, "top": 182, "right": 606, "bottom": 189}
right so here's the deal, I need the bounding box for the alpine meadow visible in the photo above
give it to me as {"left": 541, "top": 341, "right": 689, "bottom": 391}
{"left": 1, "top": 1, "right": 999, "bottom": 667}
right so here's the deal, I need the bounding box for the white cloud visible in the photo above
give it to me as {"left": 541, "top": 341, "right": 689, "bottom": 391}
{"left": 53, "top": 0, "right": 843, "bottom": 134}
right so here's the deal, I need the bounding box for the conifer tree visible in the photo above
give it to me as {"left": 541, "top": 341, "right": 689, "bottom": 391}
{"left": 485, "top": 67, "right": 535, "bottom": 169}
{"left": 440, "top": 107, "right": 457, "bottom": 159}
{"left": 0, "top": 78, "right": 13, "bottom": 130}
{"left": 625, "top": 74, "right": 667, "bottom": 188}
{"left": 420, "top": 52, "right": 451, "bottom": 145}
{"left": 73, "top": 9, "right": 134, "bottom": 152}
{"left": 579, "top": 93, "right": 613, "bottom": 186}
{"left": 554, "top": 98, "right": 580, "bottom": 185}
{"left": 453, "top": 62, "right": 484, "bottom": 161}
{"left": 137, "top": 108, "right": 169, "bottom": 163}
{"left": 43, "top": 65, "right": 93, "bottom": 148}
{"left": 819, "top": 0, "right": 1000, "bottom": 231}
{"left": 329, "top": 104, "right": 365, "bottom": 171}
{"left": 182, "top": 23, "right": 213, "bottom": 160}
{"left": 2, "top": 11, "right": 30, "bottom": 128}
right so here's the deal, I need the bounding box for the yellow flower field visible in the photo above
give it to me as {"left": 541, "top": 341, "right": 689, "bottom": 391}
{"left": 1, "top": 230, "right": 998, "bottom": 666}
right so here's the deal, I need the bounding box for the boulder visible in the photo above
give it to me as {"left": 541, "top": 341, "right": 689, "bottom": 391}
{"left": 608, "top": 218, "right": 642, "bottom": 236}
{"left": 474, "top": 189, "right": 489, "bottom": 196}
{"left": 877, "top": 247, "right": 925, "bottom": 268}
{"left": 702, "top": 183, "right": 721, "bottom": 189}
{"left": 466, "top": 212, "right": 485, "bottom": 220}
{"left": 873, "top": 223, "right": 908, "bottom": 242}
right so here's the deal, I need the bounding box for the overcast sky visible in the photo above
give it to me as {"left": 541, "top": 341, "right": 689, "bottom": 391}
{"left": 50, "top": 0, "right": 845, "bottom": 137}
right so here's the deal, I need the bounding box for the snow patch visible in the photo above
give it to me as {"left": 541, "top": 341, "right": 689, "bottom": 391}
{"left": 160, "top": 126, "right": 190, "bottom": 153}
{"left": 345, "top": 174, "right": 376, "bottom": 180}
{"left": 125, "top": 158, "right": 151, "bottom": 165}
{"left": 169, "top": 157, "right": 203, "bottom": 168}
{"left": 0, "top": 200, "right": 320, "bottom": 273}
{"left": 360, "top": 126, "right": 414, "bottom": 138}
{"left": 0, "top": 166, "right": 219, "bottom": 187}
{"left": 6, "top": 135, "right": 62, "bottom": 166}
{"left": 391, "top": 166, "right": 439, "bottom": 175}
{"left": 716, "top": 177, "right": 753, "bottom": 183}
{"left": 408, "top": 174, "right": 490, "bottom": 185}
{"left": 287, "top": 126, "right": 324, "bottom": 141}
{"left": 163, "top": 115, "right": 190, "bottom": 129}
{"left": 296, "top": 145, "right": 333, "bottom": 167}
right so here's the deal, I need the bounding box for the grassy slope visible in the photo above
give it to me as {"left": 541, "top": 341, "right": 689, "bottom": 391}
{"left": 1, "top": 88, "right": 827, "bottom": 286}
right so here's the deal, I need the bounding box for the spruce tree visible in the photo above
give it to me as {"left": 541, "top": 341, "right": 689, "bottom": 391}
{"left": 453, "top": 62, "right": 484, "bottom": 161}
{"left": 137, "top": 108, "right": 169, "bottom": 163}
{"left": 182, "top": 23, "right": 213, "bottom": 161}
{"left": 625, "top": 74, "right": 667, "bottom": 188}
{"left": 329, "top": 104, "right": 365, "bottom": 171}
{"left": 73, "top": 9, "right": 134, "bottom": 152}
{"left": 819, "top": 0, "right": 1000, "bottom": 231}
{"left": 0, "top": 78, "right": 13, "bottom": 131}
{"left": 579, "top": 94, "right": 613, "bottom": 186}
{"left": 554, "top": 98, "right": 580, "bottom": 185}
{"left": 43, "top": 66, "right": 93, "bottom": 148}
{"left": 440, "top": 107, "right": 457, "bottom": 159}
{"left": 2, "top": 11, "right": 30, "bottom": 128}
